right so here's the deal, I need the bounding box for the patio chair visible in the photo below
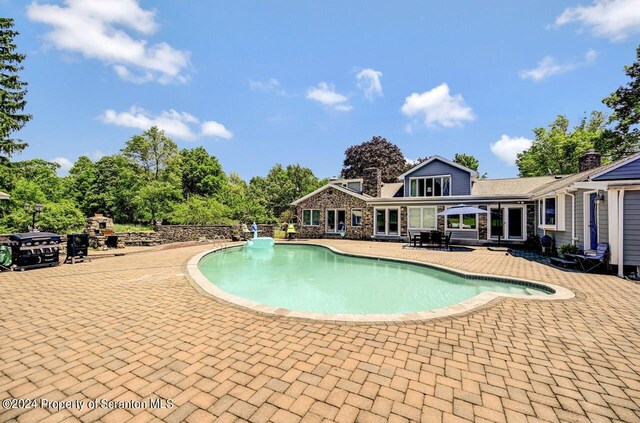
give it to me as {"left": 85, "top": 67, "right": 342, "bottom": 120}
{"left": 443, "top": 232, "right": 452, "bottom": 251}
{"left": 430, "top": 231, "right": 442, "bottom": 248}
{"left": 419, "top": 231, "right": 431, "bottom": 247}
{"left": 574, "top": 243, "right": 610, "bottom": 273}
{"left": 408, "top": 230, "right": 420, "bottom": 247}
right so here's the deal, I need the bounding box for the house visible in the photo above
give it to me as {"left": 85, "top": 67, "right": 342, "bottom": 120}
{"left": 292, "top": 150, "right": 640, "bottom": 277}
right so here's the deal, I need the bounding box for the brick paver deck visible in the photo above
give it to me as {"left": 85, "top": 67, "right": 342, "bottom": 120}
{"left": 1, "top": 240, "right": 639, "bottom": 422}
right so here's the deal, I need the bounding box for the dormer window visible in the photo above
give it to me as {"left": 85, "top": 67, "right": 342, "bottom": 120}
{"left": 409, "top": 176, "right": 451, "bottom": 197}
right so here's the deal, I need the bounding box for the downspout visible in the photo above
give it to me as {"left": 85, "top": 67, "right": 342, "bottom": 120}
{"left": 564, "top": 189, "right": 577, "bottom": 245}
{"left": 618, "top": 190, "right": 625, "bottom": 278}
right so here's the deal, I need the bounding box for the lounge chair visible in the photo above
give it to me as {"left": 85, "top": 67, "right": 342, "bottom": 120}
{"left": 574, "top": 243, "right": 610, "bottom": 273}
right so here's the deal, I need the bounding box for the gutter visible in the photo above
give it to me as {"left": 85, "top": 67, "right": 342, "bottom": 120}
{"left": 562, "top": 188, "right": 578, "bottom": 246}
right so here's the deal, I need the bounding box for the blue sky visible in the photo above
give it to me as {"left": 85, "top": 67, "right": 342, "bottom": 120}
{"left": 4, "top": 0, "right": 640, "bottom": 179}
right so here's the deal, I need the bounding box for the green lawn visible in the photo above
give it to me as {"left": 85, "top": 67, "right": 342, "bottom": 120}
{"left": 114, "top": 223, "right": 154, "bottom": 232}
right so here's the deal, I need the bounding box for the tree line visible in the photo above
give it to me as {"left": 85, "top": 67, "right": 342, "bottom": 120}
{"left": 1, "top": 17, "right": 639, "bottom": 233}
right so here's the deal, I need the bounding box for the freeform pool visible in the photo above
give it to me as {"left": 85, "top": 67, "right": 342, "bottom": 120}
{"left": 191, "top": 244, "right": 572, "bottom": 321}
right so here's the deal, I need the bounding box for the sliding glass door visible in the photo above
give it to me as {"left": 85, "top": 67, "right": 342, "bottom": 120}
{"left": 375, "top": 208, "right": 399, "bottom": 235}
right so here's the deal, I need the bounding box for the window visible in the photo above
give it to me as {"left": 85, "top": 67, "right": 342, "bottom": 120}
{"left": 408, "top": 207, "right": 437, "bottom": 229}
{"left": 446, "top": 210, "right": 477, "bottom": 230}
{"left": 346, "top": 181, "right": 362, "bottom": 192}
{"left": 302, "top": 209, "right": 320, "bottom": 226}
{"left": 351, "top": 209, "right": 362, "bottom": 227}
{"left": 409, "top": 176, "right": 451, "bottom": 197}
{"left": 544, "top": 198, "right": 556, "bottom": 225}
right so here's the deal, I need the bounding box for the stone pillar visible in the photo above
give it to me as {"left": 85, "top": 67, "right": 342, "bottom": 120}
{"left": 579, "top": 149, "right": 602, "bottom": 172}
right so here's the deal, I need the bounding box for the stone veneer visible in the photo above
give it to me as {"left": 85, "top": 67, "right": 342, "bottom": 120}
{"left": 362, "top": 168, "right": 381, "bottom": 197}
{"left": 296, "top": 187, "right": 371, "bottom": 239}
{"left": 155, "top": 224, "right": 275, "bottom": 243}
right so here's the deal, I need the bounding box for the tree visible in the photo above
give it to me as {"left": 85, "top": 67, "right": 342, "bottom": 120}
{"left": 121, "top": 126, "right": 180, "bottom": 182}
{"left": 602, "top": 45, "right": 640, "bottom": 160}
{"left": 222, "top": 172, "right": 270, "bottom": 223}
{"left": 88, "top": 155, "right": 142, "bottom": 223}
{"left": 121, "top": 127, "right": 181, "bottom": 223}
{"left": 453, "top": 153, "right": 479, "bottom": 171}
{"left": 516, "top": 113, "right": 606, "bottom": 177}
{"left": 341, "top": 136, "right": 407, "bottom": 183}
{"left": 168, "top": 196, "right": 231, "bottom": 225}
{"left": 0, "top": 18, "right": 31, "bottom": 160}
{"left": 179, "top": 147, "right": 226, "bottom": 198}
{"left": 65, "top": 156, "right": 96, "bottom": 215}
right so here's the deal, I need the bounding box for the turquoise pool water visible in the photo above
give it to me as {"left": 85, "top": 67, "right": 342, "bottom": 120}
{"left": 198, "top": 245, "right": 550, "bottom": 315}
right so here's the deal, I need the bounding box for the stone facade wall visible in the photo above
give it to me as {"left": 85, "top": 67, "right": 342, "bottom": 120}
{"left": 478, "top": 205, "right": 488, "bottom": 240}
{"left": 296, "top": 187, "right": 371, "bottom": 239}
{"left": 155, "top": 224, "right": 275, "bottom": 243}
{"left": 579, "top": 150, "right": 602, "bottom": 172}
{"left": 527, "top": 205, "right": 536, "bottom": 239}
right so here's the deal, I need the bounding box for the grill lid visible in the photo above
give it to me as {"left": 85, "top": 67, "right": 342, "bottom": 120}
{"left": 10, "top": 232, "right": 62, "bottom": 243}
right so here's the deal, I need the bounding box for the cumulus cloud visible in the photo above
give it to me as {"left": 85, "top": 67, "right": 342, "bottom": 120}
{"left": 306, "top": 82, "right": 352, "bottom": 111}
{"left": 201, "top": 121, "right": 233, "bottom": 139}
{"left": 27, "top": 0, "right": 190, "bottom": 83}
{"left": 490, "top": 135, "right": 533, "bottom": 165}
{"left": 52, "top": 156, "right": 73, "bottom": 171}
{"left": 356, "top": 68, "right": 383, "bottom": 101}
{"left": 554, "top": 0, "right": 640, "bottom": 41}
{"left": 100, "top": 106, "right": 232, "bottom": 140}
{"left": 401, "top": 83, "right": 475, "bottom": 128}
{"left": 519, "top": 49, "right": 598, "bottom": 81}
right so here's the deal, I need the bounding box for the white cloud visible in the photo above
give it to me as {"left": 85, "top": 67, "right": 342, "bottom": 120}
{"left": 490, "top": 135, "right": 533, "bottom": 165}
{"left": 201, "top": 121, "right": 233, "bottom": 139}
{"left": 27, "top": 0, "right": 190, "bottom": 83}
{"left": 519, "top": 49, "right": 598, "bottom": 81}
{"left": 400, "top": 83, "right": 475, "bottom": 128}
{"left": 249, "top": 78, "right": 289, "bottom": 96}
{"left": 52, "top": 156, "right": 73, "bottom": 171}
{"left": 306, "top": 82, "right": 352, "bottom": 111}
{"left": 356, "top": 68, "right": 383, "bottom": 101}
{"left": 100, "top": 106, "right": 232, "bottom": 140}
{"left": 555, "top": 0, "right": 640, "bottom": 41}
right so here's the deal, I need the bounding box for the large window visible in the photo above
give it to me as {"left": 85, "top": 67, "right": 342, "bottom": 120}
{"left": 544, "top": 198, "right": 556, "bottom": 225}
{"left": 302, "top": 209, "right": 320, "bottom": 226}
{"left": 446, "top": 212, "right": 477, "bottom": 230}
{"left": 409, "top": 176, "right": 451, "bottom": 197}
{"left": 351, "top": 209, "right": 362, "bottom": 227}
{"left": 408, "top": 207, "right": 437, "bottom": 229}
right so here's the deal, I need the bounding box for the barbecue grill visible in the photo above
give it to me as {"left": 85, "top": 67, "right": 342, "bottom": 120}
{"left": 7, "top": 232, "right": 61, "bottom": 270}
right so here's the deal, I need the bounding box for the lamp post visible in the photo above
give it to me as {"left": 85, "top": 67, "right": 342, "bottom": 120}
{"left": 24, "top": 203, "right": 44, "bottom": 232}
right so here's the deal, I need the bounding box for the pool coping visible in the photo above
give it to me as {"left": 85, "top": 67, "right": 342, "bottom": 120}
{"left": 185, "top": 242, "right": 575, "bottom": 323}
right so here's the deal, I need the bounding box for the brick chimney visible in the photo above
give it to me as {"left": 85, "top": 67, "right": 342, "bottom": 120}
{"left": 579, "top": 149, "right": 602, "bottom": 172}
{"left": 362, "top": 168, "right": 381, "bottom": 197}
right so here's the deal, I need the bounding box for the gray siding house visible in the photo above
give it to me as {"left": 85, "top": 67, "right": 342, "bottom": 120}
{"left": 292, "top": 151, "right": 640, "bottom": 277}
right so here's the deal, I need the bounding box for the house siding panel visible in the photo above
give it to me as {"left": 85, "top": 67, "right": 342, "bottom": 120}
{"left": 404, "top": 159, "right": 471, "bottom": 196}
{"left": 593, "top": 158, "right": 640, "bottom": 181}
{"left": 624, "top": 191, "right": 640, "bottom": 266}
{"left": 599, "top": 192, "right": 609, "bottom": 245}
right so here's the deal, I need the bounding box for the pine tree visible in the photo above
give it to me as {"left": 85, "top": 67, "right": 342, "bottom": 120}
{"left": 0, "top": 18, "right": 31, "bottom": 160}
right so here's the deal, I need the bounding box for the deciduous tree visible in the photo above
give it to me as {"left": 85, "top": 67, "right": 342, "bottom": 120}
{"left": 341, "top": 136, "right": 407, "bottom": 183}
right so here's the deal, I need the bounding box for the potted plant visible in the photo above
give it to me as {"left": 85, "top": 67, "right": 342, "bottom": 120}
{"left": 558, "top": 243, "right": 579, "bottom": 258}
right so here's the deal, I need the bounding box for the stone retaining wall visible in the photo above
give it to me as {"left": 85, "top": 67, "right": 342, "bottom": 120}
{"left": 155, "top": 224, "right": 276, "bottom": 243}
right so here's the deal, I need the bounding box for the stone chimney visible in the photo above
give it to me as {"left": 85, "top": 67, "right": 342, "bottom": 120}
{"left": 362, "top": 168, "right": 382, "bottom": 197}
{"left": 579, "top": 149, "right": 602, "bottom": 172}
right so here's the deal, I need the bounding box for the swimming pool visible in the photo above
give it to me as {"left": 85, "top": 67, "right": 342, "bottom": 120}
{"left": 190, "top": 244, "right": 573, "bottom": 321}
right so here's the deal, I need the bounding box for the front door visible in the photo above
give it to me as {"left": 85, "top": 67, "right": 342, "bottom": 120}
{"left": 589, "top": 193, "right": 598, "bottom": 250}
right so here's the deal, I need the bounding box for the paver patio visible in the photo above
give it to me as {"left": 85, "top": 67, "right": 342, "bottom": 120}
{"left": 1, "top": 240, "right": 639, "bottom": 422}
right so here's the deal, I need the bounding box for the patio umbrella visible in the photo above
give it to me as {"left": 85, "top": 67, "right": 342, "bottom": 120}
{"left": 436, "top": 204, "right": 490, "bottom": 216}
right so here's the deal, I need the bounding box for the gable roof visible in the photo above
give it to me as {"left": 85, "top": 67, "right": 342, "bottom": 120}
{"left": 528, "top": 151, "right": 640, "bottom": 197}
{"left": 380, "top": 182, "right": 403, "bottom": 198}
{"left": 290, "top": 183, "right": 368, "bottom": 206}
{"left": 398, "top": 155, "right": 479, "bottom": 180}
